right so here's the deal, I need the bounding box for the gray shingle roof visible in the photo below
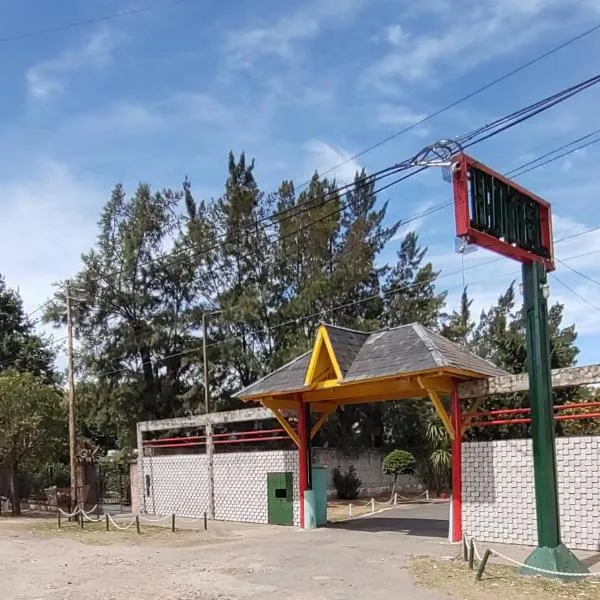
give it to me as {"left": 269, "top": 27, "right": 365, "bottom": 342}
{"left": 322, "top": 325, "right": 369, "bottom": 376}
{"left": 236, "top": 323, "right": 506, "bottom": 399}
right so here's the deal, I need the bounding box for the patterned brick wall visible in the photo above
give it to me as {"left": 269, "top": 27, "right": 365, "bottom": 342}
{"left": 140, "top": 450, "right": 299, "bottom": 526}
{"left": 213, "top": 451, "right": 299, "bottom": 525}
{"left": 463, "top": 436, "right": 600, "bottom": 551}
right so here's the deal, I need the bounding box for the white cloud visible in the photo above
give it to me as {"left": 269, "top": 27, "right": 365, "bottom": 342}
{"left": 65, "top": 93, "right": 233, "bottom": 140}
{"left": 377, "top": 104, "right": 427, "bottom": 126}
{"left": 303, "top": 139, "right": 362, "bottom": 183}
{"left": 26, "top": 27, "right": 119, "bottom": 100}
{"left": 224, "top": 0, "right": 367, "bottom": 69}
{"left": 0, "top": 160, "right": 101, "bottom": 319}
{"left": 366, "top": 0, "right": 587, "bottom": 93}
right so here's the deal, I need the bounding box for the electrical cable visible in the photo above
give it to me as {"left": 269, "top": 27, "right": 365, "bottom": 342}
{"left": 302, "top": 22, "right": 600, "bottom": 184}
{"left": 550, "top": 273, "right": 600, "bottom": 313}
{"left": 508, "top": 135, "right": 600, "bottom": 178}
{"left": 91, "top": 136, "right": 600, "bottom": 380}
{"left": 49, "top": 72, "right": 600, "bottom": 306}
{"left": 9, "top": 80, "right": 600, "bottom": 375}
{"left": 504, "top": 127, "right": 600, "bottom": 177}
{"left": 0, "top": 0, "right": 197, "bottom": 43}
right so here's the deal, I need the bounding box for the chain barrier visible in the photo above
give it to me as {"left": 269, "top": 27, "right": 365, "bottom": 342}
{"left": 58, "top": 506, "right": 81, "bottom": 518}
{"left": 178, "top": 515, "right": 206, "bottom": 523}
{"left": 107, "top": 514, "right": 137, "bottom": 531}
{"left": 137, "top": 514, "right": 172, "bottom": 523}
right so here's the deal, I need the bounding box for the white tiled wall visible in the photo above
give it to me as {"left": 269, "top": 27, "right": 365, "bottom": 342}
{"left": 463, "top": 436, "right": 600, "bottom": 551}
{"left": 142, "top": 450, "right": 299, "bottom": 526}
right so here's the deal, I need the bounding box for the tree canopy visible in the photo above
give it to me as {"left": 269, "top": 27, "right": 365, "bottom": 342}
{"left": 39, "top": 152, "right": 582, "bottom": 455}
{"left": 0, "top": 370, "right": 65, "bottom": 515}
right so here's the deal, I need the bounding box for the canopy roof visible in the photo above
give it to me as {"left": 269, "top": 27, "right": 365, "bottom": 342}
{"left": 237, "top": 322, "right": 506, "bottom": 401}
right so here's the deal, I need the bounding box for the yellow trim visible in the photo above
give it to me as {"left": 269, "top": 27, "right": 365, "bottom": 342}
{"left": 418, "top": 376, "right": 455, "bottom": 440}
{"left": 263, "top": 399, "right": 300, "bottom": 446}
{"left": 312, "top": 379, "right": 341, "bottom": 390}
{"left": 310, "top": 405, "right": 335, "bottom": 439}
{"left": 304, "top": 325, "right": 343, "bottom": 386}
{"left": 240, "top": 367, "right": 459, "bottom": 402}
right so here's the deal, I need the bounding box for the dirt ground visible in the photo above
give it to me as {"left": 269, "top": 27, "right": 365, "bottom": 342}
{"left": 0, "top": 508, "right": 450, "bottom": 600}
{"left": 2, "top": 504, "right": 600, "bottom": 600}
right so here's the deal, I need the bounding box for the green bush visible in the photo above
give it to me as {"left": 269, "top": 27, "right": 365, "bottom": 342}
{"left": 382, "top": 449, "right": 416, "bottom": 496}
{"left": 332, "top": 465, "right": 361, "bottom": 500}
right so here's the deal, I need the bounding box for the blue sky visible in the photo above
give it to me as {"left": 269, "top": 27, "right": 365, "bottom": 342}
{"left": 2, "top": 0, "right": 600, "bottom": 367}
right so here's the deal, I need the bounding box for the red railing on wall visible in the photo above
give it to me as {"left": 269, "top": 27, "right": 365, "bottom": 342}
{"left": 142, "top": 427, "right": 289, "bottom": 449}
{"left": 466, "top": 402, "right": 600, "bottom": 428}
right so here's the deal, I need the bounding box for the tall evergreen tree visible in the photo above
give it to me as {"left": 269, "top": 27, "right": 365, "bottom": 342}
{"left": 44, "top": 182, "right": 202, "bottom": 446}
{"left": 382, "top": 232, "right": 446, "bottom": 329}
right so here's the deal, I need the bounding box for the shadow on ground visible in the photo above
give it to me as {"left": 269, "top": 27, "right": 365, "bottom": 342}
{"left": 329, "top": 516, "right": 449, "bottom": 538}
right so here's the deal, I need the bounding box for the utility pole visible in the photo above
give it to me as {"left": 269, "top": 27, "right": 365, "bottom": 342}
{"left": 203, "top": 311, "right": 214, "bottom": 519}
{"left": 202, "top": 312, "right": 209, "bottom": 414}
{"left": 202, "top": 308, "right": 220, "bottom": 520}
{"left": 66, "top": 281, "right": 78, "bottom": 512}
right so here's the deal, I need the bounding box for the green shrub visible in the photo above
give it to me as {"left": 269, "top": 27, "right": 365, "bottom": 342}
{"left": 332, "top": 465, "right": 361, "bottom": 500}
{"left": 382, "top": 449, "right": 417, "bottom": 496}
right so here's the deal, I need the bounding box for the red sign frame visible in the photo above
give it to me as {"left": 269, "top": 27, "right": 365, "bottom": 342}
{"left": 452, "top": 153, "right": 555, "bottom": 271}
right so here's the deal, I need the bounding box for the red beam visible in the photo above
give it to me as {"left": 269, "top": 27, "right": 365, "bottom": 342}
{"left": 212, "top": 435, "right": 290, "bottom": 445}
{"left": 144, "top": 441, "right": 205, "bottom": 449}
{"left": 212, "top": 428, "right": 284, "bottom": 438}
{"left": 470, "top": 412, "right": 600, "bottom": 427}
{"left": 471, "top": 417, "right": 532, "bottom": 427}
{"left": 144, "top": 428, "right": 285, "bottom": 446}
{"left": 465, "top": 402, "right": 600, "bottom": 425}
{"left": 554, "top": 402, "right": 600, "bottom": 412}
{"left": 144, "top": 435, "right": 206, "bottom": 445}
{"left": 555, "top": 412, "right": 600, "bottom": 422}
{"left": 466, "top": 407, "right": 530, "bottom": 419}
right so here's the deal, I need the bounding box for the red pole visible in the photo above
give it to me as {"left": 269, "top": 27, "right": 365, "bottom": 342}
{"left": 450, "top": 383, "right": 462, "bottom": 543}
{"left": 298, "top": 398, "right": 308, "bottom": 529}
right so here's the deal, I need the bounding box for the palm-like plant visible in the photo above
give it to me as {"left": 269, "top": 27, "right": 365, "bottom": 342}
{"left": 425, "top": 417, "right": 451, "bottom": 495}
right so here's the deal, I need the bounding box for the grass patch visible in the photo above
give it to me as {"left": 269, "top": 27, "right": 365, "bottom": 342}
{"left": 407, "top": 556, "right": 600, "bottom": 600}
{"left": 10, "top": 519, "right": 223, "bottom": 547}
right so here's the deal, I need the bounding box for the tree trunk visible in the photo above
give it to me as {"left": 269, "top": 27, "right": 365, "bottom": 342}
{"left": 390, "top": 474, "right": 398, "bottom": 501}
{"left": 9, "top": 458, "right": 21, "bottom": 517}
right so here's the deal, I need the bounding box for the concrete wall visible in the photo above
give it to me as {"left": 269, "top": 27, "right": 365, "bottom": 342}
{"left": 462, "top": 436, "right": 600, "bottom": 551}
{"left": 138, "top": 450, "right": 299, "bottom": 526}
{"left": 312, "top": 448, "right": 423, "bottom": 498}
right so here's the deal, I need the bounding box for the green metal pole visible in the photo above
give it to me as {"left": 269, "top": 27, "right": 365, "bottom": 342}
{"left": 521, "top": 261, "right": 587, "bottom": 578}
{"left": 523, "top": 261, "right": 560, "bottom": 547}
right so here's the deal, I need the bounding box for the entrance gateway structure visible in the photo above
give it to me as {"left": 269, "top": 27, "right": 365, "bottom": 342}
{"left": 236, "top": 322, "right": 506, "bottom": 532}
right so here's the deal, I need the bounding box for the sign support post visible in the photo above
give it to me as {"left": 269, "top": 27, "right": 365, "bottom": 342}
{"left": 521, "top": 261, "right": 587, "bottom": 577}
{"left": 449, "top": 151, "right": 587, "bottom": 579}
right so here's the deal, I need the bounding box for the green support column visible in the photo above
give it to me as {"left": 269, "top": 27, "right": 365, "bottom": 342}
{"left": 521, "top": 261, "right": 587, "bottom": 578}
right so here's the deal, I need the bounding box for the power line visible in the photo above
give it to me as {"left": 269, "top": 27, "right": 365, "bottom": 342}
{"left": 508, "top": 134, "right": 600, "bottom": 178}
{"left": 0, "top": 0, "right": 196, "bottom": 43}
{"left": 89, "top": 130, "right": 600, "bottom": 381}
{"left": 550, "top": 273, "right": 600, "bottom": 313}
{"left": 16, "top": 76, "right": 600, "bottom": 376}
{"left": 505, "top": 127, "right": 600, "bottom": 178}
{"left": 305, "top": 22, "right": 600, "bottom": 184}
{"left": 58, "top": 72, "right": 600, "bottom": 304}
{"left": 556, "top": 258, "right": 600, "bottom": 289}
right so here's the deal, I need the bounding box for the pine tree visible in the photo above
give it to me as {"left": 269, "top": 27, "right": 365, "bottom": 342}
{"left": 441, "top": 288, "right": 474, "bottom": 345}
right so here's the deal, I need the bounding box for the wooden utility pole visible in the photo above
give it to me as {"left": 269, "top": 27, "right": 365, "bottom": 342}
{"left": 202, "top": 312, "right": 209, "bottom": 415}
{"left": 202, "top": 311, "right": 215, "bottom": 519}
{"left": 66, "top": 282, "right": 78, "bottom": 511}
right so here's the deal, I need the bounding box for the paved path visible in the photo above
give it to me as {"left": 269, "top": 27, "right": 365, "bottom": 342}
{"left": 331, "top": 501, "right": 450, "bottom": 538}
